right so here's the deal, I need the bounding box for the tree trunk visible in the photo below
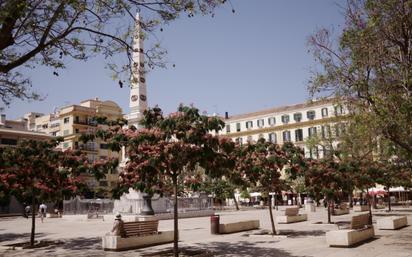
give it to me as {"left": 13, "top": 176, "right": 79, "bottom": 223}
{"left": 30, "top": 194, "right": 36, "bottom": 247}
{"left": 268, "top": 194, "right": 276, "bottom": 235}
{"left": 367, "top": 189, "right": 373, "bottom": 225}
{"left": 173, "top": 175, "right": 179, "bottom": 257}
{"left": 348, "top": 193, "right": 353, "bottom": 208}
{"left": 327, "top": 200, "right": 332, "bottom": 224}
{"left": 387, "top": 188, "right": 391, "bottom": 212}
{"left": 232, "top": 193, "right": 239, "bottom": 211}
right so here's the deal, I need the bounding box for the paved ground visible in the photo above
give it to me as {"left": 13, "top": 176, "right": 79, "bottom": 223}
{"left": 0, "top": 207, "right": 411, "bottom": 257}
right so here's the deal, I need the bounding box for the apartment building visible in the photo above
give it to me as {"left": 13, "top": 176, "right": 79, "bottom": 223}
{"left": 0, "top": 114, "right": 53, "bottom": 148}
{"left": 221, "top": 98, "right": 347, "bottom": 158}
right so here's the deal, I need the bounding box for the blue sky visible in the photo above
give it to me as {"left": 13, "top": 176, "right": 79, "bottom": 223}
{"left": 4, "top": 1, "right": 345, "bottom": 119}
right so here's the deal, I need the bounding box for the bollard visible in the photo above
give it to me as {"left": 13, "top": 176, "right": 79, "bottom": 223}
{"left": 210, "top": 215, "right": 220, "bottom": 234}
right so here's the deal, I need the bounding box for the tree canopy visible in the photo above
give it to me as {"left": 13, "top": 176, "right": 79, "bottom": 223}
{"left": 0, "top": 0, "right": 228, "bottom": 109}
{"left": 308, "top": 0, "right": 412, "bottom": 159}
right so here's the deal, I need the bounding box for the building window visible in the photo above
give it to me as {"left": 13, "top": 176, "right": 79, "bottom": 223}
{"left": 282, "top": 131, "right": 291, "bottom": 142}
{"left": 307, "top": 110, "right": 316, "bottom": 120}
{"left": 334, "top": 123, "right": 346, "bottom": 137}
{"left": 42, "top": 124, "right": 48, "bottom": 129}
{"left": 63, "top": 117, "right": 70, "bottom": 124}
{"left": 75, "top": 116, "right": 79, "bottom": 123}
{"left": 322, "top": 145, "right": 332, "bottom": 158}
{"left": 1, "top": 138, "right": 17, "bottom": 145}
{"left": 257, "top": 119, "right": 264, "bottom": 128}
{"left": 268, "top": 117, "right": 276, "bottom": 126}
{"left": 281, "top": 114, "right": 290, "bottom": 124}
{"left": 75, "top": 128, "right": 79, "bottom": 134}
{"left": 63, "top": 129, "right": 70, "bottom": 136}
{"left": 268, "top": 133, "right": 277, "bottom": 143}
{"left": 321, "top": 108, "right": 329, "bottom": 117}
{"left": 226, "top": 124, "right": 231, "bottom": 133}
{"left": 334, "top": 105, "right": 344, "bottom": 116}
{"left": 321, "top": 125, "right": 331, "bottom": 139}
{"left": 310, "top": 147, "right": 319, "bottom": 159}
{"left": 335, "top": 123, "right": 346, "bottom": 137}
{"left": 246, "top": 121, "right": 253, "bottom": 129}
{"left": 308, "top": 127, "right": 317, "bottom": 137}
{"left": 293, "top": 113, "right": 302, "bottom": 122}
{"left": 100, "top": 143, "right": 109, "bottom": 149}
{"left": 236, "top": 123, "right": 241, "bottom": 132}
{"left": 295, "top": 129, "right": 303, "bottom": 142}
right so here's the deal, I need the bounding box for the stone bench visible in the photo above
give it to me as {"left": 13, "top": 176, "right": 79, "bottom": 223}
{"left": 46, "top": 213, "right": 61, "bottom": 218}
{"left": 332, "top": 203, "right": 350, "bottom": 216}
{"left": 102, "top": 220, "right": 174, "bottom": 251}
{"left": 377, "top": 216, "right": 408, "bottom": 230}
{"left": 276, "top": 207, "right": 307, "bottom": 224}
{"left": 218, "top": 220, "right": 259, "bottom": 234}
{"left": 353, "top": 205, "right": 369, "bottom": 212}
{"left": 326, "top": 213, "right": 374, "bottom": 247}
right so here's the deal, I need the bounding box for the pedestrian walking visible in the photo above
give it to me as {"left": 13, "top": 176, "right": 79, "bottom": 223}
{"left": 39, "top": 203, "right": 47, "bottom": 222}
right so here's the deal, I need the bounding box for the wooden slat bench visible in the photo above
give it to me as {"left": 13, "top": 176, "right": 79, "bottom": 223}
{"left": 326, "top": 213, "right": 374, "bottom": 247}
{"left": 122, "top": 220, "right": 159, "bottom": 237}
{"left": 102, "top": 219, "right": 174, "bottom": 251}
{"left": 276, "top": 207, "right": 307, "bottom": 224}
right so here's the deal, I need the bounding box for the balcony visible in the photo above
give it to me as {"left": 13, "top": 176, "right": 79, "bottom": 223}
{"left": 73, "top": 120, "right": 97, "bottom": 126}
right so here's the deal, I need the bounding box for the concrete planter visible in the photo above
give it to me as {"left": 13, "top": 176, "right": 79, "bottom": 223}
{"left": 102, "top": 231, "right": 174, "bottom": 251}
{"left": 353, "top": 205, "right": 369, "bottom": 212}
{"left": 326, "top": 226, "right": 375, "bottom": 247}
{"left": 377, "top": 216, "right": 408, "bottom": 230}
{"left": 276, "top": 214, "right": 308, "bottom": 224}
{"left": 218, "top": 220, "right": 259, "bottom": 234}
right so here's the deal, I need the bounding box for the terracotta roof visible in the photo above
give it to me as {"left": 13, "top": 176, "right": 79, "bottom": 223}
{"left": 225, "top": 98, "right": 335, "bottom": 121}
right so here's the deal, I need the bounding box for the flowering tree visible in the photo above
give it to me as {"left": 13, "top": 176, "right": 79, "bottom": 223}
{"left": 302, "top": 159, "right": 344, "bottom": 224}
{"left": 89, "top": 105, "right": 235, "bottom": 257}
{"left": 234, "top": 139, "right": 305, "bottom": 234}
{"left": 0, "top": 138, "right": 110, "bottom": 246}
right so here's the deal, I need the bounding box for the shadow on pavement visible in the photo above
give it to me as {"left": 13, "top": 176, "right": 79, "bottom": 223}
{"left": 279, "top": 230, "right": 325, "bottom": 238}
{"left": 0, "top": 233, "right": 46, "bottom": 243}
{"left": 195, "top": 240, "right": 309, "bottom": 257}
{"left": 58, "top": 237, "right": 101, "bottom": 251}
{"left": 374, "top": 213, "right": 409, "bottom": 217}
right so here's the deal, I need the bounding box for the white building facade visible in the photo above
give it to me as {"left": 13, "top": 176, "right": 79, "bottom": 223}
{"left": 220, "top": 99, "right": 346, "bottom": 158}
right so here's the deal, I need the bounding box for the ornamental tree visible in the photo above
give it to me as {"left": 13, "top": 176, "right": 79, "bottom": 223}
{"left": 0, "top": 138, "right": 110, "bottom": 246}
{"left": 234, "top": 139, "right": 305, "bottom": 235}
{"left": 302, "top": 159, "right": 344, "bottom": 224}
{"left": 89, "top": 105, "right": 235, "bottom": 257}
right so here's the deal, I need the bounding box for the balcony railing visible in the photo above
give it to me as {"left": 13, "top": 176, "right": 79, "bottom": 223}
{"left": 73, "top": 120, "right": 97, "bottom": 126}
